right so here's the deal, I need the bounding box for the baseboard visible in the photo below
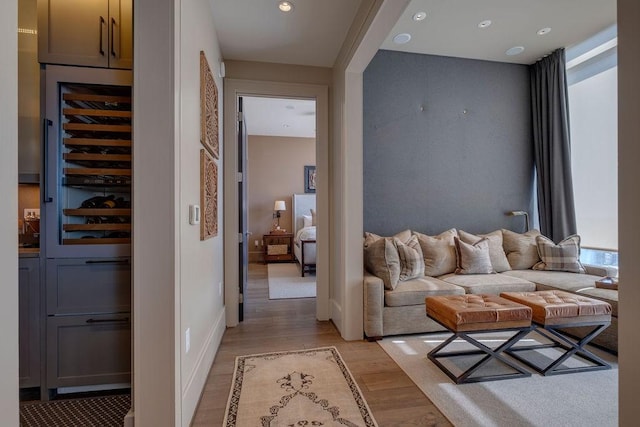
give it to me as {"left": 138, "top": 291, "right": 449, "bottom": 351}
{"left": 181, "top": 308, "right": 226, "bottom": 426}
{"left": 123, "top": 409, "right": 134, "bottom": 427}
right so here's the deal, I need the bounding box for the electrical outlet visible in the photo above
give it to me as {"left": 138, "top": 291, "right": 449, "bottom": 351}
{"left": 254, "top": 240, "right": 259, "bottom": 248}
{"left": 185, "top": 328, "right": 190, "bottom": 353}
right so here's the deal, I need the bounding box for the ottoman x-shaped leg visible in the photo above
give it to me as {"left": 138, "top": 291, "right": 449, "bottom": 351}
{"left": 506, "top": 322, "right": 611, "bottom": 376}
{"left": 428, "top": 327, "right": 533, "bottom": 384}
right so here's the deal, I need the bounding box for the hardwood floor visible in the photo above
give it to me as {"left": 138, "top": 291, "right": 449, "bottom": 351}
{"left": 190, "top": 263, "right": 451, "bottom": 426}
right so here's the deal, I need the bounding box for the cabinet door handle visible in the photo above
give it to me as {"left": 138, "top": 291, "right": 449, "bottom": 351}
{"left": 99, "top": 16, "right": 106, "bottom": 56}
{"left": 42, "top": 119, "right": 53, "bottom": 203}
{"left": 86, "top": 317, "right": 129, "bottom": 324}
{"left": 85, "top": 259, "right": 130, "bottom": 265}
{"left": 110, "top": 17, "right": 117, "bottom": 57}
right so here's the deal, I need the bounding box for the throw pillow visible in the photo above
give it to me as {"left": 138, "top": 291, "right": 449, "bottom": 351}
{"left": 363, "top": 237, "right": 401, "bottom": 289}
{"left": 413, "top": 229, "right": 458, "bottom": 276}
{"left": 459, "top": 230, "right": 511, "bottom": 272}
{"left": 303, "top": 215, "right": 313, "bottom": 228}
{"left": 502, "top": 229, "right": 542, "bottom": 269}
{"left": 310, "top": 209, "right": 317, "bottom": 226}
{"left": 364, "top": 229, "right": 411, "bottom": 248}
{"left": 533, "top": 234, "right": 586, "bottom": 273}
{"left": 454, "top": 237, "right": 495, "bottom": 275}
{"left": 394, "top": 235, "right": 425, "bottom": 281}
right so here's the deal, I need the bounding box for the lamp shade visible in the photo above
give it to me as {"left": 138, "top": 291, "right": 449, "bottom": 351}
{"left": 274, "top": 200, "right": 286, "bottom": 211}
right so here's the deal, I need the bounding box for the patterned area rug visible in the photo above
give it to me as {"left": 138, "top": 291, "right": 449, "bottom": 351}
{"left": 20, "top": 394, "right": 131, "bottom": 427}
{"left": 224, "top": 347, "right": 377, "bottom": 426}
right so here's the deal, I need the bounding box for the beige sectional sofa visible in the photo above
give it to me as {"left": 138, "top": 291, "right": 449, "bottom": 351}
{"left": 363, "top": 228, "right": 619, "bottom": 353}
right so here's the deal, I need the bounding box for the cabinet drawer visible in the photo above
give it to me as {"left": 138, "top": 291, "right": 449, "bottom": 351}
{"left": 46, "top": 258, "right": 130, "bottom": 315}
{"left": 47, "top": 313, "right": 131, "bottom": 388}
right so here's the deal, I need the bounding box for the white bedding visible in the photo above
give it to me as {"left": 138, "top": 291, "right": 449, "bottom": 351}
{"left": 295, "top": 226, "right": 316, "bottom": 242}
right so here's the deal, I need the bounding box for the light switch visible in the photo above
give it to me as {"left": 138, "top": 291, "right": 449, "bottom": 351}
{"left": 189, "top": 205, "right": 200, "bottom": 225}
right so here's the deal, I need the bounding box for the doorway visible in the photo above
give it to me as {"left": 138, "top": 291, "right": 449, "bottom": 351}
{"left": 240, "top": 96, "right": 317, "bottom": 314}
{"left": 223, "top": 79, "right": 329, "bottom": 327}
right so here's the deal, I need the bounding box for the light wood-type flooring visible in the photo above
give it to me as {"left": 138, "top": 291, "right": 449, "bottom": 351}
{"left": 190, "top": 263, "right": 452, "bottom": 426}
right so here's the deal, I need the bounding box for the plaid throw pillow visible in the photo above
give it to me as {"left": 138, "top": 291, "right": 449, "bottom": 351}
{"left": 394, "top": 235, "right": 425, "bottom": 281}
{"left": 533, "top": 234, "right": 586, "bottom": 273}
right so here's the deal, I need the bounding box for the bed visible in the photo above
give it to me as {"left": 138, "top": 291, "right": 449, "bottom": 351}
{"left": 292, "top": 193, "right": 316, "bottom": 277}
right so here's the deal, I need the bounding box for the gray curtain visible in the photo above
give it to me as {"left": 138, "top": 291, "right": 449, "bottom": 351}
{"left": 530, "top": 48, "right": 577, "bottom": 242}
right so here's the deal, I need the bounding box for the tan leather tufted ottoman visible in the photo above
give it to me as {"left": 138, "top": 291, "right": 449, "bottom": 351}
{"left": 425, "top": 294, "right": 533, "bottom": 383}
{"left": 500, "top": 290, "right": 612, "bottom": 375}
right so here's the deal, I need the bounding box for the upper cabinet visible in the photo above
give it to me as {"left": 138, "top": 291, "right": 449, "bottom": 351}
{"left": 37, "top": 0, "right": 132, "bottom": 69}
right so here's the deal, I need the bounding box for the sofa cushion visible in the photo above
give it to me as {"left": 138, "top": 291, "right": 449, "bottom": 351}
{"left": 454, "top": 237, "right": 494, "bottom": 274}
{"left": 439, "top": 272, "right": 536, "bottom": 295}
{"left": 533, "top": 234, "right": 586, "bottom": 273}
{"left": 501, "top": 269, "right": 600, "bottom": 293}
{"left": 394, "top": 235, "right": 424, "bottom": 281}
{"left": 414, "top": 229, "right": 458, "bottom": 276}
{"left": 502, "top": 229, "right": 541, "bottom": 269}
{"left": 384, "top": 276, "right": 465, "bottom": 307}
{"left": 459, "top": 230, "right": 511, "bottom": 272}
{"left": 364, "top": 230, "right": 411, "bottom": 248}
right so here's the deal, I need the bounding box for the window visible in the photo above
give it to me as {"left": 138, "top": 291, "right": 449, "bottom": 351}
{"left": 566, "top": 25, "right": 618, "bottom": 268}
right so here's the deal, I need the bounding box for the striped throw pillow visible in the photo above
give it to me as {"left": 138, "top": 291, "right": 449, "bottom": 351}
{"left": 394, "top": 235, "right": 425, "bottom": 282}
{"left": 533, "top": 234, "right": 586, "bottom": 273}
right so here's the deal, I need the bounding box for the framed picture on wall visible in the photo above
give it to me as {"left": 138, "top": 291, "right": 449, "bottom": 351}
{"left": 304, "top": 165, "right": 316, "bottom": 193}
{"left": 200, "top": 51, "right": 219, "bottom": 159}
{"left": 200, "top": 149, "right": 218, "bottom": 240}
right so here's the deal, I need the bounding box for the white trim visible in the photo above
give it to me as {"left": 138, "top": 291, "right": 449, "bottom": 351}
{"left": 224, "top": 79, "right": 330, "bottom": 326}
{"left": 180, "top": 308, "right": 226, "bottom": 426}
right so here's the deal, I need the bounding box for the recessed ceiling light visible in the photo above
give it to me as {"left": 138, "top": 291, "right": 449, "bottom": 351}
{"left": 505, "top": 46, "right": 525, "bottom": 56}
{"left": 413, "top": 11, "right": 427, "bottom": 22}
{"left": 278, "top": 1, "right": 294, "bottom": 12}
{"left": 537, "top": 27, "right": 552, "bottom": 36}
{"left": 478, "top": 20, "right": 492, "bottom": 29}
{"left": 393, "top": 33, "right": 412, "bottom": 44}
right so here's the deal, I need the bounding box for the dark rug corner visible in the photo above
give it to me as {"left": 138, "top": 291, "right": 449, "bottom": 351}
{"left": 20, "top": 393, "right": 130, "bottom": 427}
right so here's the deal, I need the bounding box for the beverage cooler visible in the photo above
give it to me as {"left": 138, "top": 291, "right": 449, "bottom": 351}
{"left": 42, "top": 65, "right": 132, "bottom": 259}
{"left": 42, "top": 65, "right": 132, "bottom": 393}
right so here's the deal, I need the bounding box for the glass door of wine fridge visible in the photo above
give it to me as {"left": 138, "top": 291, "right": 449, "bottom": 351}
{"left": 43, "top": 66, "right": 132, "bottom": 258}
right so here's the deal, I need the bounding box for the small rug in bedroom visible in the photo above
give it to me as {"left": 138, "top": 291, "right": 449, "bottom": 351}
{"left": 223, "top": 347, "right": 377, "bottom": 426}
{"left": 267, "top": 263, "right": 316, "bottom": 299}
{"left": 378, "top": 332, "right": 618, "bottom": 427}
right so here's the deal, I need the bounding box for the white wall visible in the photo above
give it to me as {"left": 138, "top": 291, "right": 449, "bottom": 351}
{"left": 178, "top": 0, "right": 226, "bottom": 424}
{"left": 617, "top": 0, "right": 640, "bottom": 424}
{"left": 0, "top": 0, "right": 20, "bottom": 425}
{"left": 330, "top": 0, "right": 409, "bottom": 339}
{"left": 134, "top": 0, "right": 225, "bottom": 425}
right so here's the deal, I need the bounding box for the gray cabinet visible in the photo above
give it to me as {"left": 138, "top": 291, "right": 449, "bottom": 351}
{"left": 45, "top": 257, "right": 131, "bottom": 390}
{"left": 46, "top": 313, "right": 130, "bottom": 388}
{"left": 19, "top": 257, "right": 41, "bottom": 388}
{"left": 37, "top": 0, "right": 132, "bottom": 69}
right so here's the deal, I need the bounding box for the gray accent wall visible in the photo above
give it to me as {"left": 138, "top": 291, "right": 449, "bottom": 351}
{"left": 363, "top": 50, "right": 535, "bottom": 236}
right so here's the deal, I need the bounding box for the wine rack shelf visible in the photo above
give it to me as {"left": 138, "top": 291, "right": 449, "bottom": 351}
{"left": 59, "top": 83, "right": 132, "bottom": 246}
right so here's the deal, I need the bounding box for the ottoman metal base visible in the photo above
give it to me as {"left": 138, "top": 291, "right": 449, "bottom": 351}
{"left": 428, "top": 326, "right": 534, "bottom": 384}
{"left": 505, "top": 322, "right": 611, "bottom": 376}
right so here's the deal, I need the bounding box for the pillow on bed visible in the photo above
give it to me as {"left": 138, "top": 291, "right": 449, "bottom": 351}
{"left": 303, "top": 215, "right": 313, "bottom": 228}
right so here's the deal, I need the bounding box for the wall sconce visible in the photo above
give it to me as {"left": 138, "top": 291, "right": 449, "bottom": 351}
{"left": 273, "top": 200, "right": 286, "bottom": 230}
{"left": 506, "top": 210, "right": 529, "bottom": 232}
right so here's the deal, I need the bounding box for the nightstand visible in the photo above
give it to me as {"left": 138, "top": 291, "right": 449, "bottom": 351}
{"left": 263, "top": 232, "right": 294, "bottom": 263}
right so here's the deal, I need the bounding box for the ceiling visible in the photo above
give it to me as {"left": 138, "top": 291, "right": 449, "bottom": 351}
{"left": 243, "top": 97, "right": 315, "bottom": 138}
{"left": 211, "top": 0, "right": 616, "bottom": 137}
